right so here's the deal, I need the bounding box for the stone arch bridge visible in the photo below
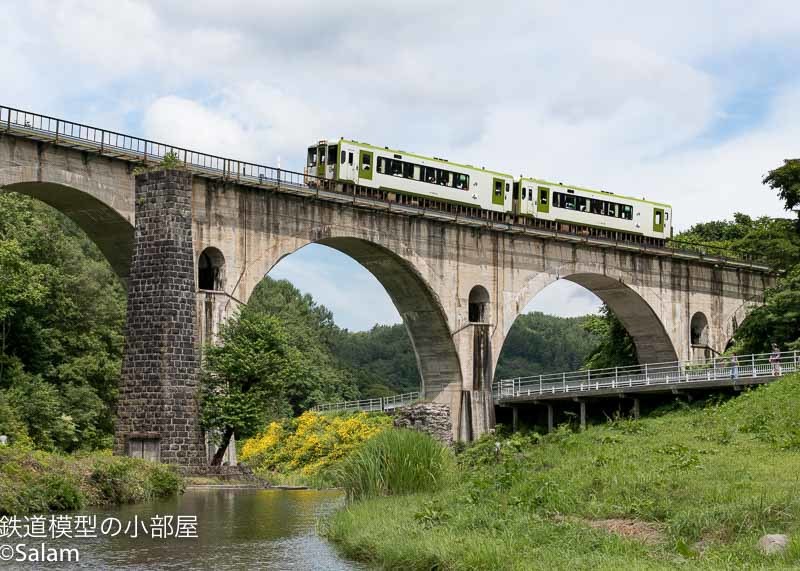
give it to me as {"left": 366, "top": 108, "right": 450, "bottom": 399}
{"left": 0, "top": 107, "right": 776, "bottom": 468}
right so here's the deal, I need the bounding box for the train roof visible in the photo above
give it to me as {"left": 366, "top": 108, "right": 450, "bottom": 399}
{"left": 519, "top": 176, "right": 672, "bottom": 208}
{"left": 338, "top": 139, "right": 514, "bottom": 178}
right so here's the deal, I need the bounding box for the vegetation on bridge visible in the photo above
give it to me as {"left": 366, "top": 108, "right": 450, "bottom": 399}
{"left": 325, "top": 374, "right": 800, "bottom": 569}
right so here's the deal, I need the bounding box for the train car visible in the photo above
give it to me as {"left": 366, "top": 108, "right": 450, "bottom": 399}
{"left": 515, "top": 177, "right": 672, "bottom": 241}
{"left": 306, "top": 139, "right": 514, "bottom": 214}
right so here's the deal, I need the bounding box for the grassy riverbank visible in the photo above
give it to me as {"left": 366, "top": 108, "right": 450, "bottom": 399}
{"left": 0, "top": 447, "right": 183, "bottom": 515}
{"left": 326, "top": 374, "right": 800, "bottom": 569}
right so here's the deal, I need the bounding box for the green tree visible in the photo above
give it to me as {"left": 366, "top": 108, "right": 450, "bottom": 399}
{"left": 582, "top": 306, "right": 638, "bottom": 370}
{"left": 495, "top": 312, "right": 599, "bottom": 380}
{"left": 732, "top": 267, "right": 800, "bottom": 353}
{"left": 763, "top": 159, "right": 800, "bottom": 229}
{"left": 0, "top": 192, "right": 125, "bottom": 451}
{"left": 200, "top": 310, "right": 304, "bottom": 465}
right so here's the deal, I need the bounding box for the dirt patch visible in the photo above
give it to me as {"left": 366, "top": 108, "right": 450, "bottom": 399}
{"left": 555, "top": 515, "right": 666, "bottom": 545}
{"left": 585, "top": 518, "right": 666, "bottom": 545}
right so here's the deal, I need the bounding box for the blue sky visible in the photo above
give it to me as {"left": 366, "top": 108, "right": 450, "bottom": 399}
{"left": 3, "top": 0, "right": 798, "bottom": 330}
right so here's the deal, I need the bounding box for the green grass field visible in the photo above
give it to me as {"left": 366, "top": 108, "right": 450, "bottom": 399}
{"left": 325, "top": 375, "right": 800, "bottom": 569}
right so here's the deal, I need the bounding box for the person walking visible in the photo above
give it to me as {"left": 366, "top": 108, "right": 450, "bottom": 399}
{"left": 769, "top": 343, "right": 782, "bottom": 376}
{"left": 730, "top": 353, "right": 739, "bottom": 380}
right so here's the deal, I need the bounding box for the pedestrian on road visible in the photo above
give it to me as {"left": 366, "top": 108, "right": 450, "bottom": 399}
{"left": 730, "top": 353, "right": 739, "bottom": 379}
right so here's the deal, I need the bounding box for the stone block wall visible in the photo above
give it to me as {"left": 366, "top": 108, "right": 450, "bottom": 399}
{"left": 392, "top": 403, "right": 453, "bottom": 445}
{"left": 114, "top": 170, "right": 207, "bottom": 467}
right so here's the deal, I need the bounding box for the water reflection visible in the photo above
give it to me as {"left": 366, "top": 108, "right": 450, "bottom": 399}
{"left": 7, "top": 489, "right": 360, "bottom": 570}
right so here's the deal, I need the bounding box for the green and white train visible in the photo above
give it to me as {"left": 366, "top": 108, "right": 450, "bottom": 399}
{"left": 306, "top": 139, "right": 672, "bottom": 244}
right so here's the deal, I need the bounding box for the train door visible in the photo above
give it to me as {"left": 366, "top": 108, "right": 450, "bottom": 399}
{"left": 339, "top": 145, "right": 357, "bottom": 182}
{"left": 653, "top": 207, "right": 664, "bottom": 234}
{"left": 326, "top": 144, "right": 337, "bottom": 180}
{"left": 537, "top": 186, "right": 550, "bottom": 214}
{"left": 316, "top": 142, "right": 326, "bottom": 178}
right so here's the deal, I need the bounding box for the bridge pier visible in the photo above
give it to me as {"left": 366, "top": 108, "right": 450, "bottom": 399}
{"left": 632, "top": 397, "right": 640, "bottom": 420}
{"left": 512, "top": 406, "right": 519, "bottom": 432}
{"left": 579, "top": 400, "right": 586, "bottom": 431}
{"left": 114, "top": 170, "right": 207, "bottom": 468}
{"left": 547, "top": 403, "right": 554, "bottom": 433}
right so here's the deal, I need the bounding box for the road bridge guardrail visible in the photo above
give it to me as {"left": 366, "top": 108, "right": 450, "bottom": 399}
{"left": 312, "top": 392, "right": 421, "bottom": 414}
{"left": 0, "top": 104, "right": 776, "bottom": 272}
{"left": 493, "top": 350, "right": 799, "bottom": 401}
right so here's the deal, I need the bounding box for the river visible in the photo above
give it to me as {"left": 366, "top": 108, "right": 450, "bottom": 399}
{"left": 5, "top": 488, "right": 361, "bottom": 570}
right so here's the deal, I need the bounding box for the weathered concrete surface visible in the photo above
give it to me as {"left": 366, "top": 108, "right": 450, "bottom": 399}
{"left": 0, "top": 134, "right": 776, "bottom": 447}
{"left": 191, "top": 177, "right": 773, "bottom": 439}
{"left": 0, "top": 135, "right": 135, "bottom": 282}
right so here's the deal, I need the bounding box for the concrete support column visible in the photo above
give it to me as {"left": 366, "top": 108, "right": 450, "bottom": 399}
{"left": 546, "top": 403, "right": 554, "bottom": 433}
{"left": 632, "top": 397, "right": 640, "bottom": 420}
{"left": 579, "top": 400, "right": 586, "bottom": 431}
{"left": 512, "top": 407, "right": 519, "bottom": 432}
{"left": 114, "top": 170, "right": 207, "bottom": 468}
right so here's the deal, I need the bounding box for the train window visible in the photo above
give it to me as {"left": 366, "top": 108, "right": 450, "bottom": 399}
{"left": 403, "top": 162, "right": 414, "bottom": 179}
{"left": 529, "top": 188, "right": 533, "bottom": 200}
{"left": 425, "top": 166, "right": 436, "bottom": 183}
{"left": 655, "top": 212, "right": 662, "bottom": 225}
{"left": 391, "top": 159, "right": 402, "bottom": 176}
{"left": 320, "top": 152, "right": 326, "bottom": 164}
{"left": 328, "top": 145, "right": 337, "bottom": 164}
{"left": 456, "top": 173, "right": 469, "bottom": 190}
{"left": 539, "top": 189, "right": 548, "bottom": 204}
{"left": 307, "top": 148, "right": 317, "bottom": 167}
{"left": 341, "top": 150, "right": 346, "bottom": 164}
{"left": 665, "top": 211, "right": 669, "bottom": 220}
{"left": 348, "top": 152, "right": 354, "bottom": 165}
{"left": 564, "top": 195, "right": 576, "bottom": 210}
{"left": 494, "top": 180, "right": 502, "bottom": 195}
{"left": 607, "top": 203, "right": 617, "bottom": 217}
{"left": 577, "top": 197, "right": 588, "bottom": 212}
{"left": 437, "top": 170, "right": 450, "bottom": 186}
{"left": 377, "top": 157, "right": 386, "bottom": 173}
{"left": 413, "top": 165, "right": 422, "bottom": 180}
{"left": 361, "top": 153, "right": 371, "bottom": 170}
{"left": 624, "top": 205, "right": 633, "bottom": 220}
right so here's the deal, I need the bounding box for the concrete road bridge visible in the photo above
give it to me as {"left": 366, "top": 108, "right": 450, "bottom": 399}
{"left": 494, "top": 349, "right": 799, "bottom": 432}
{"left": 0, "top": 105, "right": 778, "bottom": 467}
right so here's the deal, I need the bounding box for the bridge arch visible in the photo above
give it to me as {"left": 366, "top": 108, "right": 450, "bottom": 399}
{"left": 0, "top": 150, "right": 135, "bottom": 283}
{"left": 505, "top": 269, "right": 679, "bottom": 369}
{"left": 252, "top": 236, "right": 463, "bottom": 401}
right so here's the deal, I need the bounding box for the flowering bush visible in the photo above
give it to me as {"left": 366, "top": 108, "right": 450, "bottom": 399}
{"left": 240, "top": 411, "right": 392, "bottom": 479}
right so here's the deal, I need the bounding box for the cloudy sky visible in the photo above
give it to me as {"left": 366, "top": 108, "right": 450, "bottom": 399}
{"left": 4, "top": 1, "right": 798, "bottom": 330}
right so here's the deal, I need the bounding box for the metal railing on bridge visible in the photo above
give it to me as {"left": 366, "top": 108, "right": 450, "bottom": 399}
{"left": 0, "top": 104, "right": 776, "bottom": 270}
{"left": 493, "top": 350, "right": 800, "bottom": 401}
{"left": 312, "top": 392, "right": 421, "bottom": 414}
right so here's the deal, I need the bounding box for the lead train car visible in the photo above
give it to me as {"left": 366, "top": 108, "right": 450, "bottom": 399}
{"left": 306, "top": 139, "right": 672, "bottom": 241}
{"left": 306, "top": 139, "right": 514, "bottom": 214}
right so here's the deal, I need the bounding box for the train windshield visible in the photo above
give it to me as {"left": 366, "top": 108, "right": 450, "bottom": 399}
{"left": 307, "top": 147, "right": 317, "bottom": 167}
{"left": 328, "top": 145, "right": 337, "bottom": 165}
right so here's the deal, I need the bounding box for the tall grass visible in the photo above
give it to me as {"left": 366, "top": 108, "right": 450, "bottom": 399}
{"left": 334, "top": 429, "right": 453, "bottom": 501}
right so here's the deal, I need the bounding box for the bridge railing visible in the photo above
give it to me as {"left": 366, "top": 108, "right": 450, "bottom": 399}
{"left": 312, "top": 392, "right": 421, "bottom": 414}
{"left": 0, "top": 104, "right": 778, "bottom": 269}
{"left": 0, "top": 105, "right": 323, "bottom": 191}
{"left": 493, "top": 350, "right": 800, "bottom": 400}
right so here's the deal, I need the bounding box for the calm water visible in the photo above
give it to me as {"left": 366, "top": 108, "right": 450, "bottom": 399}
{"left": 6, "top": 488, "right": 361, "bottom": 570}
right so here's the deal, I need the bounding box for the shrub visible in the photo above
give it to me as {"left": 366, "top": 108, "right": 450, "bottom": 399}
{"left": 240, "top": 411, "right": 392, "bottom": 480}
{"left": 334, "top": 429, "right": 454, "bottom": 501}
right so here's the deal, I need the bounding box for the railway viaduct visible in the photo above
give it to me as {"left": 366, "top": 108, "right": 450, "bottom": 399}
{"left": 0, "top": 107, "right": 776, "bottom": 468}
